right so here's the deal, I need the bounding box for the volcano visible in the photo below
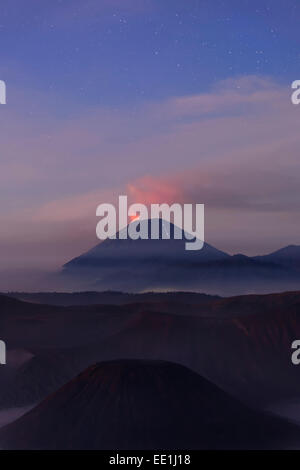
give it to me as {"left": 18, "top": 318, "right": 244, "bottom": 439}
{"left": 0, "top": 360, "right": 299, "bottom": 450}
{"left": 64, "top": 218, "right": 228, "bottom": 268}
{"left": 61, "top": 219, "right": 300, "bottom": 294}
{"left": 61, "top": 218, "right": 230, "bottom": 292}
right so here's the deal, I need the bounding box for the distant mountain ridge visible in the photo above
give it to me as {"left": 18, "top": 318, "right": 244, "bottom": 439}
{"left": 7, "top": 290, "right": 220, "bottom": 307}
{"left": 2, "top": 290, "right": 300, "bottom": 410}
{"left": 254, "top": 245, "right": 300, "bottom": 268}
{"left": 60, "top": 219, "right": 300, "bottom": 295}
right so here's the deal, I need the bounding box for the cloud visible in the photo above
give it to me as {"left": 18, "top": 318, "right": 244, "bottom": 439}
{"left": 1, "top": 74, "right": 300, "bottom": 271}
{"left": 160, "top": 75, "right": 285, "bottom": 119}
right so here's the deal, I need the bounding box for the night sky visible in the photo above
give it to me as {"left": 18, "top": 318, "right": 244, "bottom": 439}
{"left": 0, "top": 0, "right": 300, "bottom": 285}
{"left": 2, "top": 0, "right": 300, "bottom": 104}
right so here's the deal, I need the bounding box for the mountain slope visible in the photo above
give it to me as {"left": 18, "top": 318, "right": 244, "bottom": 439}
{"left": 1, "top": 360, "right": 299, "bottom": 450}
{"left": 64, "top": 218, "right": 229, "bottom": 268}
{"left": 254, "top": 245, "right": 300, "bottom": 269}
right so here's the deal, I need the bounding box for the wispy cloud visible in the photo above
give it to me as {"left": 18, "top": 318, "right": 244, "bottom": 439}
{"left": 1, "top": 75, "right": 299, "bottom": 270}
